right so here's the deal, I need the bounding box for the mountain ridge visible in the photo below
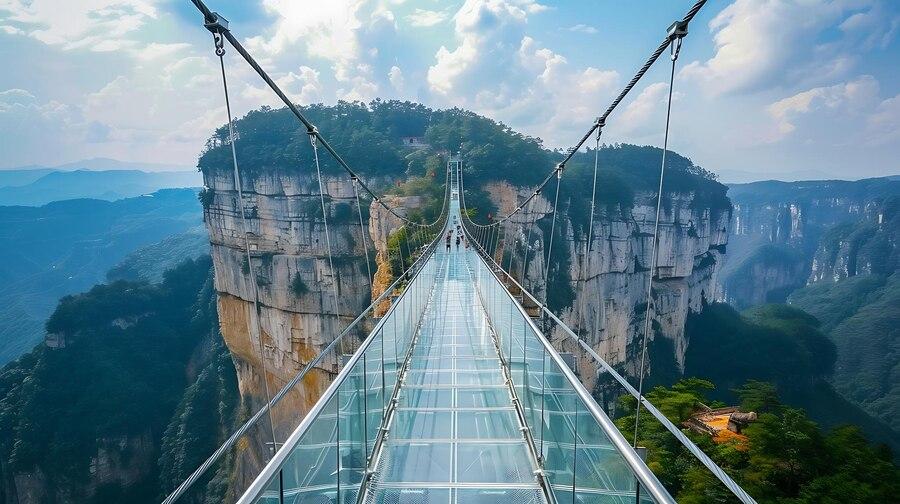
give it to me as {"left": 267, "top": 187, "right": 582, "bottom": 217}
{"left": 0, "top": 169, "right": 203, "bottom": 207}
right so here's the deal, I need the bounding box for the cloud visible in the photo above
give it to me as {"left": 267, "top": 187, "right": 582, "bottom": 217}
{"left": 839, "top": 4, "right": 900, "bottom": 50}
{"left": 245, "top": 0, "right": 399, "bottom": 102}
{"left": 138, "top": 42, "right": 191, "bottom": 61}
{"left": 426, "top": 0, "right": 617, "bottom": 147}
{"left": 617, "top": 82, "right": 669, "bottom": 135}
{"left": 242, "top": 65, "right": 324, "bottom": 106}
{"left": 244, "top": 0, "right": 363, "bottom": 61}
{"left": 568, "top": 24, "right": 597, "bottom": 34}
{"left": 0, "top": 25, "right": 22, "bottom": 35}
{"left": 427, "top": 0, "right": 549, "bottom": 96}
{"left": 866, "top": 93, "right": 900, "bottom": 145}
{"left": 0, "top": 88, "right": 88, "bottom": 166}
{"left": 0, "top": 0, "right": 159, "bottom": 52}
{"left": 406, "top": 8, "right": 448, "bottom": 27}
{"left": 765, "top": 75, "right": 879, "bottom": 142}
{"left": 679, "top": 0, "right": 895, "bottom": 95}
{"left": 388, "top": 65, "right": 404, "bottom": 91}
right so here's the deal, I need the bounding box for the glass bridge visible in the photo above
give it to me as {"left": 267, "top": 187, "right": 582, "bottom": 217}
{"left": 238, "top": 197, "right": 671, "bottom": 504}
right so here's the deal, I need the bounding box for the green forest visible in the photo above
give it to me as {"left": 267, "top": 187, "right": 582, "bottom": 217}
{"left": 621, "top": 379, "right": 899, "bottom": 503}
{"left": 0, "top": 257, "right": 240, "bottom": 504}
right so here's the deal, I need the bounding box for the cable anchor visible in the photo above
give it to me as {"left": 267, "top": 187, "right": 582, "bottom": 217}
{"left": 667, "top": 20, "right": 688, "bottom": 61}
{"left": 204, "top": 12, "right": 229, "bottom": 56}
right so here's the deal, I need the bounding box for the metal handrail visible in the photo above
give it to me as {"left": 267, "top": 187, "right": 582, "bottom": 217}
{"left": 162, "top": 198, "right": 449, "bottom": 504}
{"left": 461, "top": 224, "right": 676, "bottom": 504}
{"left": 462, "top": 218, "right": 757, "bottom": 504}
{"left": 235, "top": 225, "right": 445, "bottom": 504}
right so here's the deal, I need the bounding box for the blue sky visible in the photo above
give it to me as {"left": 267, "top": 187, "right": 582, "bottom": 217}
{"left": 0, "top": 0, "right": 898, "bottom": 181}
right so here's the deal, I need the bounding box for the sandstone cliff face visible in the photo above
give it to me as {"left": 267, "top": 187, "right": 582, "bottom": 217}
{"left": 485, "top": 181, "right": 730, "bottom": 390}
{"left": 367, "top": 194, "right": 426, "bottom": 316}
{"left": 202, "top": 166, "right": 376, "bottom": 486}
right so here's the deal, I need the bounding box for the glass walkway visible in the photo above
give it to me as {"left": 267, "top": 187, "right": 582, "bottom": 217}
{"left": 239, "top": 198, "right": 671, "bottom": 504}
{"left": 365, "top": 238, "right": 545, "bottom": 503}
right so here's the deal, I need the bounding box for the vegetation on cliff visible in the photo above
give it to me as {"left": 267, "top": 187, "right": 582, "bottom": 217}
{"left": 0, "top": 257, "right": 239, "bottom": 503}
{"left": 620, "top": 379, "right": 899, "bottom": 503}
{"left": 790, "top": 272, "right": 900, "bottom": 433}
{"left": 197, "top": 101, "right": 727, "bottom": 217}
{"left": 678, "top": 302, "right": 899, "bottom": 454}
{"left": 0, "top": 188, "right": 203, "bottom": 365}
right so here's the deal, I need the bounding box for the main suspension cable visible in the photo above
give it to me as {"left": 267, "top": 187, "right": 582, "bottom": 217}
{"left": 192, "top": 0, "right": 426, "bottom": 228}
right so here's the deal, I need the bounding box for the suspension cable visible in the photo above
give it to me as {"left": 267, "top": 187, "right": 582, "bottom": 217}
{"left": 633, "top": 33, "right": 684, "bottom": 448}
{"left": 460, "top": 0, "right": 707, "bottom": 229}
{"left": 353, "top": 178, "right": 374, "bottom": 287}
{"left": 309, "top": 132, "right": 343, "bottom": 330}
{"left": 577, "top": 130, "right": 602, "bottom": 341}
{"left": 521, "top": 192, "right": 538, "bottom": 289}
{"left": 192, "top": 0, "right": 426, "bottom": 228}
{"left": 212, "top": 29, "right": 278, "bottom": 455}
{"left": 542, "top": 166, "right": 563, "bottom": 309}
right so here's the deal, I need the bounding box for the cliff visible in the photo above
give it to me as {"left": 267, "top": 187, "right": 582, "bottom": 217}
{"left": 485, "top": 180, "right": 730, "bottom": 390}
{"left": 723, "top": 177, "right": 900, "bottom": 307}
{"left": 0, "top": 258, "right": 219, "bottom": 504}
{"left": 201, "top": 164, "right": 380, "bottom": 488}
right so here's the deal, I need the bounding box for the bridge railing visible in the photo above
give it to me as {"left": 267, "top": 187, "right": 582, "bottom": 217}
{"left": 463, "top": 244, "right": 674, "bottom": 503}
{"left": 461, "top": 220, "right": 758, "bottom": 503}
{"left": 235, "top": 234, "right": 443, "bottom": 504}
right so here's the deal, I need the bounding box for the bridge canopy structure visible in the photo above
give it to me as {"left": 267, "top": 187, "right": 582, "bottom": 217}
{"left": 238, "top": 177, "right": 670, "bottom": 504}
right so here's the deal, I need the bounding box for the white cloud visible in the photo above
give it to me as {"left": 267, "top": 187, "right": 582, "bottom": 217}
{"left": 568, "top": 23, "right": 597, "bottom": 34}
{"left": 427, "top": 0, "right": 548, "bottom": 96}
{"left": 678, "top": 0, "right": 890, "bottom": 95}
{"left": 406, "top": 8, "right": 448, "bottom": 27}
{"left": 839, "top": 4, "right": 900, "bottom": 50}
{"left": 0, "top": 88, "right": 88, "bottom": 166}
{"left": 0, "top": 0, "right": 159, "bottom": 52}
{"left": 244, "top": 0, "right": 363, "bottom": 61}
{"left": 617, "top": 82, "right": 669, "bottom": 135}
{"left": 245, "top": 0, "right": 398, "bottom": 104}
{"left": 425, "top": 0, "right": 617, "bottom": 147}
{"left": 388, "top": 65, "right": 404, "bottom": 91}
{"left": 137, "top": 42, "right": 191, "bottom": 61}
{"left": 766, "top": 75, "right": 879, "bottom": 142}
{"left": 865, "top": 93, "right": 900, "bottom": 145}
{"left": 242, "top": 66, "right": 324, "bottom": 106}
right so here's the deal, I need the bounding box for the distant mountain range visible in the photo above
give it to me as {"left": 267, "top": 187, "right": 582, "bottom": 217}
{"left": 3, "top": 157, "right": 193, "bottom": 173}
{"left": 0, "top": 160, "right": 202, "bottom": 206}
{"left": 0, "top": 188, "right": 203, "bottom": 364}
{"left": 716, "top": 168, "right": 900, "bottom": 184}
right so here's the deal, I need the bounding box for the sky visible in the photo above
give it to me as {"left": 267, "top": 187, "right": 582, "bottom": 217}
{"left": 0, "top": 0, "right": 898, "bottom": 181}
